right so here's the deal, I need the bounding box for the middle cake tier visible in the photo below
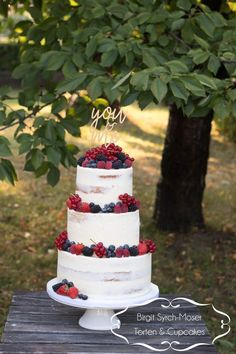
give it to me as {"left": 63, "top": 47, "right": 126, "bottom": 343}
{"left": 67, "top": 209, "right": 140, "bottom": 247}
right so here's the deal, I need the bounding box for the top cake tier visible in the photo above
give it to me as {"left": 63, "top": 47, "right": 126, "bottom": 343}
{"left": 76, "top": 166, "right": 133, "bottom": 204}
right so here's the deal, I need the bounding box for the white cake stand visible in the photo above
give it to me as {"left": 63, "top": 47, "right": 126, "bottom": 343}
{"left": 47, "top": 278, "right": 159, "bottom": 331}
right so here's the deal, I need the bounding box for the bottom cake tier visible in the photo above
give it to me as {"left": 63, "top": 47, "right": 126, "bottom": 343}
{"left": 57, "top": 250, "right": 152, "bottom": 300}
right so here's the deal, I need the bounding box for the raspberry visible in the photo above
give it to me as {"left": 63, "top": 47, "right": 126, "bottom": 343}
{"left": 105, "top": 161, "right": 112, "bottom": 169}
{"left": 144, "top": 239, "right": 157, "bottom": 253}
{"left": 82, "top": 159, "right": 89, "bottom": 167}
{"left": 66, "top": 194, "right": 81, "bottom": 211}
{"left": 114, "top": 204, "right": 122, "bottom": 213}
{"left": 79, "top": 202, "right": 91, "bottom": 213}
{"left": 55, "top": 231, "right": 68, "bottom": 250}
{"left": 70, "top": 244, "right": 77, "bottom": 254}
{"left": 68, "top": 286, "right": 79, "bottom": 299}
{"left": 121, "top": 203, "right": 129, "bottom": 213}
{"left": 135, "top": 200, "right": 141, "bottom": 209}
{"left": 123, "top": 248, "right": 130, "bottom": 257}
{"left": 97, "top": 160, "right": 106, "bottom": 169}
{"left": 115, "top": 247, "right": 124, "bottom": 258}
{"left": 137, "top": 241, "right": 148, "bottom": 255}
{"left": 124, "top": 158, "right": 133, "bottom": 167}
{"left": 56, "top": 284, "right": 68, "bottom": 296}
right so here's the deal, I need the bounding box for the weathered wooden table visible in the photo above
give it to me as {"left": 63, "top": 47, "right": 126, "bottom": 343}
{"left": 0, "top": 292, "right": 219, "bottom": 353}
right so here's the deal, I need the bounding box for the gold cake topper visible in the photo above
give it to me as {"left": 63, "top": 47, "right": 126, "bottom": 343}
{"left": 89, "top": 106, "right": 127, "bottom": 146}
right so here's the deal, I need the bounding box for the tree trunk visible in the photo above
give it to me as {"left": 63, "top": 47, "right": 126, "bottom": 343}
{"left": 153, "top": 104, "right": 213, "bottom": 232}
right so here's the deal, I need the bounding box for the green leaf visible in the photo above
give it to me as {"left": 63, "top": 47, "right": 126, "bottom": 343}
{"left": 47, "top": 165, "right": 60, "bottom": 186}
{"left": 143, "top": 51, "right": 157, "bottom": 68}
{"left": 171, "top": 19, "right": 185, "bottom": 31}
{"left": 31, "top": 149, "right": 44, "bottom": 169}
{"left": 62, "top": 60, "right": 77, "bottom": 78}
{"left": 56, "top": 73, "right": 87, "bottom": 93}
{"left": 0, "top": 111, "right": 6, "bottom": 125}
{"left": 51, "top": 96, "right": 68, "bottom": 114}
{"left": 208, "top": 55, "right": 221, "bottom": 75}
{"left": 196, "top": 13, "right": 215, "bottom": 38}
{"left": 188, "top": 49, "right": 209, "bottom": 65}
{"left": 193, "top": 35, "right": 210, "bottom": 50}
{"left": 151, "top": 78, "right": 168, "bottom": 103}
{"left": 112, "top": 71, "right": 132, "bottom": 89}
{"left": 170, "top": 79, "right": 189, "bottom": 102}
{"left": 166, "top": 60, "right": 189, "bottom": 73}
{"left": 181, "top": 77, "right": 206, "bottom": 97}
{"left": 39, "top": 51, "right": 67, "bottom": 71}
{"left": 213, "top": 98, "right": 229, "bottom": 119}
{"left": 130, "top": 71, "right": 149, "bottom": 91}
{"left": 0, "top": 136, "right": 12, "bottom": 157}
{"left": 197, "top": 74, "right": 218, "bottom": 89}
{"left": 87, "top": 78, "right": 103, "bottom": 100}
{"left": 46, "top": 147, "right": 61, "bottom": 166}
{"left": 177, "top": 0, "right": 192, "bottom": 11}
{"left": 17, "top": 133, "right": 33, "bottom": 155}
{"left": 0, "top": 159, "right": 17, "bottom": 185}
{"left": 120, "top": 92, "right": 138, "bottom": 106}
{"left": 101, "top": 50, "right": 118, "bottom": 67}
{"left": 12, "top": 64, "right": 32, "bottom": 79}
{"left": 85, "top": 37, "right": 97, "bottom": 58}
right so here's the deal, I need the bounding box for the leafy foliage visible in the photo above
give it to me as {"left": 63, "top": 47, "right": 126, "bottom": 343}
{"left": 0, "top": 0, "right": 235, "bottom": 184}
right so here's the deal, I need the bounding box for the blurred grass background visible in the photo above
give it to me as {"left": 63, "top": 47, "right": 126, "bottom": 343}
{"left": 0, "top": 102, "right": 235, "bottom": 353}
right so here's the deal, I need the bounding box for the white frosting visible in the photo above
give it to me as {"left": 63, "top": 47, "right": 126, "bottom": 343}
{"left": 57, "top": 251, "right": 152, "bottom": 299}
{"left": 76, "top": 166, "right": 133, "bottom": 204}
{"left": 67, "top": 209, "right": 140, "bottom": 247}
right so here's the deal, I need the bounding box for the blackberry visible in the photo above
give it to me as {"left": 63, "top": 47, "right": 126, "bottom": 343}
{"left": 77, "top": 156, "right": 85, "bottom": 166}
{"left": 91, "top": 204, "right": 102, "bottom": 213}
{"left": 112, "top": 160, "right": 123, "bottom": 169}
{"left": 62, "top": 239, "right": 71, "bottom": 251}
{"left": 129, "top": 246, "right": 139, "bottom": 256}
{"left": 128, "top": 204, "right": 138, "bottom": 212}
{"left": 52, "top": 282, "right": 64, "bottom": 292}
{"left": 96, "top": 154, "right": 107, "bottom": 162}
{"left": 82, "top": 246, "right": 94, "bottom": 256}
{"left": 116, "top": 152, "right": 126, "bottom": 162}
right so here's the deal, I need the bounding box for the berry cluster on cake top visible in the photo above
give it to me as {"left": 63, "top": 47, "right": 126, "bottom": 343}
{"left": 55, "top": 231, "right": 157, "bottom": 258}
{"left": 77, "top": 143, "right": 134, "bottom": 169}
{"left": 66, "top": 193, "right": 140, "bottom": 213}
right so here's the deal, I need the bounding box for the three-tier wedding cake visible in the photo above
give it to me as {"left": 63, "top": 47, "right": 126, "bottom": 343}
{"left": 53, "top": 143, "right": 156, "bottom": 301}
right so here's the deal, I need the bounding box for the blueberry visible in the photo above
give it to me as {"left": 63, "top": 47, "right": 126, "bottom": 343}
{"left": 111, "top": 253, "right": 116, "bottom": 257}
{"left": 89, "top": 202, "right": 95, "bottom": 207}
{"left": 109, "top": 202, "right": 115, "bottom": 208}
{"left": 62, "top": 279, "right": 68, "bottom": 284}
{"left": 67, "top": 281, "right": 74, "bottom": 288}
{"left": 129, "top": 246, "right": 139, "bottom": 256}
{"left": 90, "top": 244, "right": 96, "bottom": 249}
{"left": 123, "top": 163, "right": 128, "bottom": 168}
{"left": 123, "top": 244, "right": 129, "bottom": 249}
{"left": 82, "top": 294, "right": 88, "bottom": 300}
{"left": 107, "top": 250, "right": 112, "bottom": 257}
{"left": 108, "top": 245, "right": 115, "bottom": 251}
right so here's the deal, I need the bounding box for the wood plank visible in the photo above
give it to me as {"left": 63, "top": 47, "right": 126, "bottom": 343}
{"left": 0, "top": 342, "right": 219, "bottom": 354}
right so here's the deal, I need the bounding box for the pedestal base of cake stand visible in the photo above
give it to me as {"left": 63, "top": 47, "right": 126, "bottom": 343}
{"left": 47, "top": 278, "right": 159, "bottom": 331}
